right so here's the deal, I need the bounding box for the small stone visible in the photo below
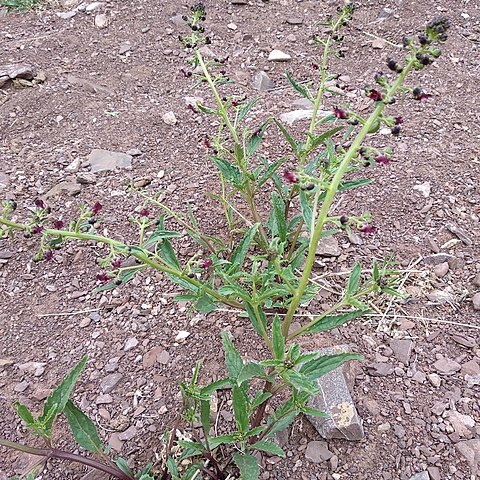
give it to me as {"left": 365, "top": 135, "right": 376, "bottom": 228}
{"left": 412, "top": 370, "right": 426, "bottom": 383}
{"left": 157, "top": 350, "right": 170, "bottom": 365}
{"left": 227, "top": 22, "right": 237, "bottom": 30}
{"left": 0, "top": 359, "right": 13, "bottom": 368}
{"left": 14, "top": 380, "right": 29, "bottom": 393}
{"left": 426, "top": 289, "right": 456, "bottom": 304}
{"left": 305, "top": 441, "right": 333, "bottom": 463}
{"left": 268, "top": 49, "right": 291, "bottom": 62}
{"left": 371, "top": 38, "right": 385, "bottom": 49}
{"left": 76, "top": 172, "right": 97, "bottom": 185}
{"left": 413, "top": 181, "right": 431, "bottom": 198}
{"left": 473, "top": 272, "right": 480, "bottom": 287}
{"left": 461, "top": 360, "right": 480, "bottom": 376}
{"left": 433, "top": 262, "right": 449, "bottom": 278}
{"left": 472, "top": 292, "right": 480, "bottom": 310}
{"left": 451, "top": 334, "right": 477, "bottom": 348}
{"left": 0, "top": 251, "right": 13, "bottom": 260}
{"left": 126, "top": 148, "right": 142, "bottom": 157}
{"left": 162, "top": 111, "right": 177, "bottom": 125}
{"left": 44, "top": 181, "right": 81, "bottom": 199}
{"left": 31, "top": 387, "right": 52, "bottom": 402}
{"left": 423, "top": 253, "right": 455, "bottom": 266}
{"left": 123, "top": 337, "right": 138, "bottom": 352}
{"left": 431, "top": 402, "right": 447, "bottom": 416}
{"left": 286, "top": 17, "right": 303, "bottom": 25}
{"left": 175, "top": 331, "right": 190, "bottom": 341}
{"left": 88, "top": 149, "right": 132, "bottom": 173}
{"left": 118, "top": 43, "right": 132, "bottom": 55}
{"left": 378, "top": 422, "right": 391, "bottom": 432}
{"left": 456, "top": 439, "right": 480, "bottom": 473}
{"left": 427, "top": 373, "right": 441, "bottom": 387}
{"left": 279, "top": 109, "right": 314, "bottom": 125}
{"left": 252, "top": 71, "right": 275, "bottom": 91}
{"left": 433, "top": 358, "right": 462, "bottom": 375}
{"left": 143, "top": 346, "right": 162, "bottom": 368}
{"left": 133, "top": 177, "right": 152, "bottom": 188}
{"left": 108, "top": 433, "right": 124, "bottom": 452}
{"left": 95, "top": 394, "right": 113, "bottom": 405}
{"left": 408, "top": 472, "right": 429, "bottom": 480}
{"left": 100, "top": 373, "right": 123, "bottom": 393}
{"left": 393, "top": 424, "right": 405, "bottom": 439}
{"left": 427, "top": 466, "right": 441, "bottom": 480}
{"left": 118, "top": 425, "right": 137, "bottom": 441}
{"left": 94, "top": 13, "right": 108, "bottom": 28}
{"left": 315, "top": 236, "right": 341, "bottom": 257}
{"left": 347, "top": 231, "right": 363, "bottom": 245}
{"left": 389, "top": 339, "right": 413, "bottom": 365}
{"left": 0, "top": 172, "right": 10, "bottom": 190}
{"left": 79, "top": 318, "right": 91, "bottom": 328}
{"left": 231, "top": 0, "right": 248, "bottom": 4}
{"left": 85, "top": 1, "right": 103, "bottom": 11}
{"left": 446, "top": 224, "right": 472, "bottom": 246}
{"left": 367, "top": 362, "right": 394, "bottom": 377}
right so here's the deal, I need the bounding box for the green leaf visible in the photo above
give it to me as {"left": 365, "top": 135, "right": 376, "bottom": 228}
{"left": 245, "top": 303, "right": 267, "bottom": 339}
{"left": 373, "top": 260, "right": 380, "bottom": 283}
{"left": 266, "top": 411, "right": 297, "bottom": 438}
{"left": 200, "top": 377, "right": 231, "bottom": 396}
{"left": 301, "top": 406, "right": 327, "bottom": 417}
{"left": 247, "top": 121, "right": 269, "bottom": 157}
{"left": 299, "top": 191, "right": 312, "bottom": 233}
{"left": 221, "top": 332, "right": 244, "bottom": 380}
{"left": 302, "top": 309, "right": 368, "bottom": 335}
{"left": 282, "top": 369, "right": 318, "bottom": 395}
{"left": 64, "top": 400, "right": 102, "bottom": 454}
{"left": 232, "top": 385, "right": 249, "bottom": 433}
{"left": 208, "top": 434, "right": 239, "bottom": 449}
{"left": 212, "top": 156, "right": 243, "bottom": 187}
{"left": 299, "top": 352, "right": 363, "bottom": 381}
{"left": 285, "top": 71, "right": 312, "bottom": 101}
{"left": 232, "top": 453, "right": 259, "bottom": 480}
{"left": 39, "top": 356, "right": 88, "bottom": 436}
{"left": 270, "top": 192, "right": 287, "bottom": 242}
{"left": 251, "top": 441, "right": 285, "bottom": 457}
{"left": 347, "top": 262, "right": 362, "bottom": 295}
{"left": 273, "top": 119, "right": 298, "bottom": 155}
{"left": 272, "top": 316, "right": 285, "bottom": 361}
{"left": 155, "top": 217, "right": 181, "bottom": 268}
{"left": 13, "top": 402, "right": 35, "bottom": 426}
{"left": 194, "top": 295, "right": 217, "bottom": 314}
{"left": 237, "top": 362, "right": 267, "bottom": 386}
{"left": 382, "top": 287, "right": 405, "bottom": 298}
{"left": 144, "top": 227, "right": 183, "bottom": 248}
{"left": 306, "top": 126, "right": 344, "bottom": 154}
{"left": 250, "top": 391, "right": 272, "bottom": 410}
{"left": 256, "top": 158, "right": 285, "bottom": 190}
{"left": 166, "top": 457, "right": 180, "bottom": 479}
{"left": 228, "top": 224, "right": 260, "bottom": 274}
{"left": 200, "top": 399, "right": 211, "bottom": 434}
{"left": 237, "top": 98, "right": 258, "bottom": 124}
{"left": 116, "top": 457, "right": 134, "bottom": 478}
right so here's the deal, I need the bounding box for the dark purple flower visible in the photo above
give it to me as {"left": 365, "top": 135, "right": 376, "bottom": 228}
{"left": 53, "top": 220, "right": 64, "bottom": 229}
{"left": 139, "top": 209, "right": 150, "bottom": 218}
{"left": 111, "top": 258, "right": 122, "bottom": 269}
{"left": 394, "top": 116, "right": 403, "bottom": 125}
{"left": 96, "top": 273, "right": 109, "bottom": 282}
{"left": 359, "top": 224, "right": 377, "bottom": 234}
{"left": 283, "top": 170, "right": 298, "bottom": 184}
{"left": 187, "top": 104, "right": 196, "bottom": 113}
{"left": 412, "top": 87, "right": 431, "bottom": 101}
{"left": 375, "top": 154, "right": 390, "bottom": 165}
{"left": 91, "top": 202, "right": 102, "bottom": 216}
{"left": 369, "top": 89, "right": 383, "bottom": 102}
{"left": 204, "top": 137, "right": 211, "bottom": 149}
{"left": 333, "top": 107, "right": 348, "bottom": 120}
{"left": 32, "top": 225, "right": 44, "bottom": 234}
{"left": 312, "top": 63, "right": 319, "bottom": 70}
{"left": 44, "top": 250, "right": 54, "bottom": 262}
{"left": 199, "top": 258, "right": 213, "bottom": 269}
{"left": 391, "top": 126, "right": 401, "bottom": 136}
{"left": 34, "top": 199, "right": 46, "bottom": 210}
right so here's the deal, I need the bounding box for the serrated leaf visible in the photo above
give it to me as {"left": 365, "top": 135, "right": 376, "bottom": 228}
{"left": 251, "top": 391, "right": 272, "bottom": 410}
{"left": 228, "top": 224, "right": 260, "bottom": 274}
{"left": 116, "top": 457, "right": 134, "bottom": 478}
{"left": 285, "top": 71, "right": 312, "bottom": 101}
{"left": 270, "top": 192, "right": 287, "bottom": 242}
{"left": 156, "top": 217, "right": 180, "bottom": 268}
{"left": 200, "top": 399, "right": 210, "bottom": 434}
{"left": 194, "top": 295, "right": 217, "bottom": 314}
{"left": 256, "top": 158, "right": 285, "bottom": 190}
{"left": 232, "top": 385, "right": 249, "bottom": 433}
{"left": 39, "top": 356, "right": 88, "bottom": 436}
{"left": 166, "top": 457, "right": 180, "bottom": 479}
{"left": 237, "top": 98, "right": 258, "bottom": 124}
{"left": 247, "top": 121, "right": 269, "bottom": 157}
{"left": 251, "top": 440, "right": 285, "bottom": 457}
{"left": 272, "top": 316, "right": 285, "bottom": 361}
{"left": 200, "top": 377, "right": 231, "bottom": 396}
{"left": 13, "top": 402, "right": 35, "bottom": 426}
{"left": 237, "top": 362, "right": 267, "bottom": 386}
{"left": 245, "top": 303, "right": 267, "bottom": 339}
{"left": 301, "top": 406, "right": 327, "bottom": 417}
{"left": 64, "top": 400, "right": 102, "bottom": 454}
{"left": 301, "top": 310, "right": 368, "bottom": 336}
{"left": 299, "top": 352, "right": 363, "bottom": 381}
{"left": 221, "top": 331, "right": 244, "bottom": 380}
{"left": 282, "top": 369, "right": 318, "bottom": 395}
{"left": 299, "top": 191, "right": 312, "bottom": 233}
{"left": 212, "top": 156, "right": 243, "bottom": 186}
{"left": 265, "top": 411, "right": 297, "bottom": 439}
{"left": 347, "top": 262, "right": 362, "bottom": 295}
{"left": 232, "top": 453, "right": 259, "bottom": 480}
{"left": 208, "top": 434, "right": 238, "bottom": 449}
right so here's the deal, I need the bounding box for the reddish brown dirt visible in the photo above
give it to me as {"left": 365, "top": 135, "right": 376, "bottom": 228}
{"left": 0, "top": 0, "right": 479, "bottom": 479}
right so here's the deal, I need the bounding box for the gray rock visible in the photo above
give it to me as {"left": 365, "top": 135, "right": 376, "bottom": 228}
{"left": 367, "top": 362, "right": 394, "bottom": 377}
{"left": 451, "top": 334, "right": 477, "bottom": 348}
{"left": 389, "top": 339, "right": 413, "bottom": 365}
{"left": 292, "top": 98, "right": 314, "bottom": 110}
{"left": 44, "top": 181, "right": 81, "bottom": 199}
{"left": 286, "top": 17, "right": 303, "bottom": 25}
{"left": 0, "top": 172, "right": 10, "bottom": 189}
{"left": 279, "top": 109, "right": 314, "bottom": 125}
{"left": 76, "top": 172, "right": 97, "bottom": 185}
{"left": 427, "top": 373, "right": 441, "bottom": 387}
{"left": 446, "top": 223, "right": 472, "bottom": 246}
{"left": 0, "top": 251, "right": 13, "bottom": 260}
{"left": 455, "top": 439, "right": 480, "bottom": 473}
{"left": 427, "top": 466, "right": 441, "bottom": 480}
{"left": 88, "top": 149, "right": 132, "bottom": 173}
{"left": 95, "top": 394, "right": 113, "bottom": 405}
{"left": 123, "top": 337, "right": 138, "bottom": 351}
{"left": 157, "top": 350, "right": 170, "bottom": 365}
{"left": 118, "top": 43, "right": 132, "bottom": 55}
{"left": 446, "top": 410, "right": 475, "bottom": 438}
{"left": 472, "top": 292, "right": 480, "bottom": 311}
{"left": 462, "top": 360, "right": 480, "bottom": 376}
{"left": 252, "top": 71, "right": 275, "bottom": 91}
{"left": 315, "top": 236, "right": 341, "bottom": 257}
{"left": 94, "top": 13, "right": 108, "bottom": 28}
{"left": 433, "top": 357, "right": 461, "bottom": 375}
{"left": 408, "top": 472, "right": 429, "bottom": 480}
{"left": 423, "top": 253, "right": 455, "bottom": 266}
{"left": 426, "top": 289, "right": 456, "bottom": 305}
{"left": 305, "top": 441, "right": 333, "bottom": 463}
{"left": 118, "top": 425, "right": 137, "bottom": 441}
{"left": 100, "top": 373, "right": 123, "bottom": 393}
{"left": 231, "top": 0, "right": 248, "bottom": 4}
{"left": 307, "top": 345, "right": 364, "bottom": 441}
{"left": 170, "top": 14, "right": 189, "bottom": 32}
{"left": 473, "top": 272, "right": 480, "bottom": 287}
{"left": 14, "top": 380, "right": 30, "bottom": 393}
{"left": 433, "top": 262, "right": 449, "bottom": 278}
{"left": 268, "top": 49, "right": 291, "bottom": 62}
{"left": 0, "top": 63, "right": 36, "bottom": 80}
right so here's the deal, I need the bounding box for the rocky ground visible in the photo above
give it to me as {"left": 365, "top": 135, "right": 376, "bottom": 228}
{"left": 0, "top": 0, "right": 479, "bottom": 479}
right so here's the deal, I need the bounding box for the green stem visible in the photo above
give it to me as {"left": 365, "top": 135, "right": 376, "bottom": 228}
{"left": 281, "top": 58, "right": 415, "bottom": 337}
{"left": 0, "top": 438, "right": 133, "bottom": 480}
